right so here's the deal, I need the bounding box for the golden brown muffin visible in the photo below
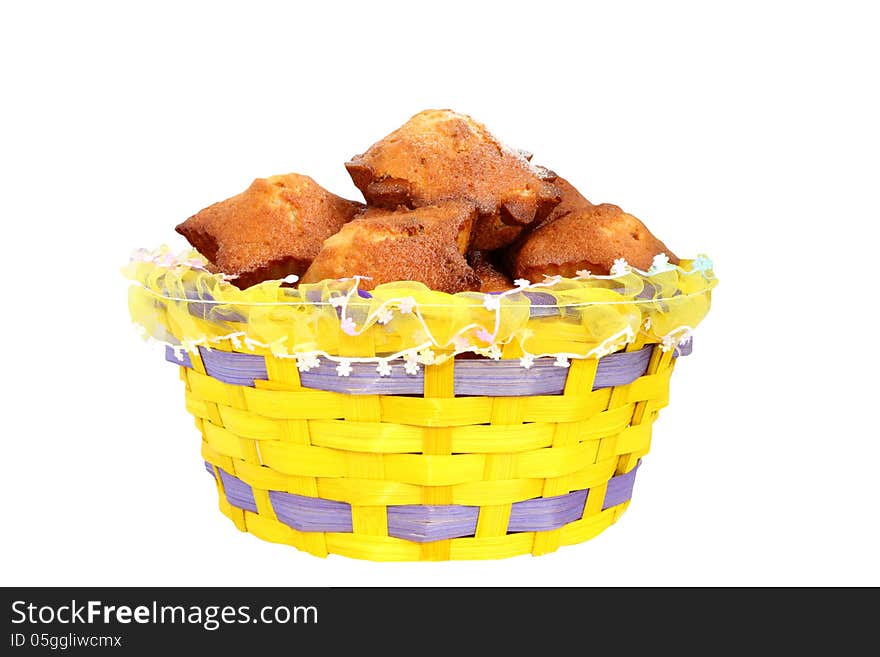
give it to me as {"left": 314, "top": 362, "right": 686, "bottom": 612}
{"left": 507, "top": 202, "right": 679, "bottom": 280}
{"left": 468, "top": 250, "right": 513, "bottom": 293}
{"left": 534, "top": 176, "right": 594, "bottom": 227}
{"left": 300, "top": 202, "right": 480, "bottom": 293}
{"left": 345, "top": 109, "right": 561, "bottom": 250}
{"left": 175, "top": 173, "right": 364, "bottom": 289}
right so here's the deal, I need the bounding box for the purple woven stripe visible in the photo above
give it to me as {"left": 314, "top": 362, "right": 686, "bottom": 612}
{"left": 204, "top": 461, "right": 215, "bottom": 477}
{"left": 675, "top": 339, "right": 693, "bottom": 357}
{"left": 507, "top": 489, "right": 589, "bottom": 532}
{"left": 387, "top": 505, "right": 479, "bottom": 542}
{"left": 174, "top": 288, "right": 616, "bottom": 321}
{"left": 164, "top": 345, "right": 193, "bottom": 368}
{"left": 199, "top": 347, "right": 267, "bottom": 387}
{"left": 454, "top": 358, "right": 566, "bottom": 396}
{"left": 217, "top": 469, "right": 257, "bottom": 513}
{"left": 178, "top": 287, "right": 247, "bottom": 323}
{"left": 205, "top": 461, "right": 641, "bottom": 539}
{"left": 300, "top": 360, "right": 424, "bottom": 395}
{"left": 602, "top": 463, "right": 640, "bottom": 509}
{"left": 269, "top": 491, "right": 353, "bottom": 533}
{"left": 592, "top": 347, "right": 652, "bottom": 389}
{"left": 181, "top": 346, "right": 659, "bottom": 393}
{"left": 523, "top": 291, "right": 561, "bottom": 317}
{"left": 169, "top": 343, "right": 690, "bottom": 395}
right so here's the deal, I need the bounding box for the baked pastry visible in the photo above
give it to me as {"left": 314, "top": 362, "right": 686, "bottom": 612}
{"left": 175, "top": 173, "right": 363, "bottom": 289}
{"left": 507, "top": 201, "right": 679, "bottom": 280}
{"left": 533, "top": 176, "right": 594, "bottom": 228}
{"left": 345, "top": 109, "right": 561, "bottom": 250}
{"left": 300, "top": 201, "right": 480, "bottom": 293}
{"left": 468, "top": 250, "right": 513, "bottom": 293}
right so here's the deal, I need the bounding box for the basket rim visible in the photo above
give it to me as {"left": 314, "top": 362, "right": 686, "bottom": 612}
{"left": 124, "top": 247, "right": 717, "bottom": 307}
{"left": 134, "top": 281, "right": 714, "bottom": 308}
{"left": 127, "top": 247, "right": 715, "bottom": 367}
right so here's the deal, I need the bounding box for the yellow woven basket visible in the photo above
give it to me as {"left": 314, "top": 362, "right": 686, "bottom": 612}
{"left": 126, "top": 249, "right": 716, "bottom": 561}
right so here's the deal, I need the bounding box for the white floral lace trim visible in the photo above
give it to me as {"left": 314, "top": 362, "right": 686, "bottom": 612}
{"left": 135, "top": 322, "right": 693, "bottom": 377}
{"left": 130, "top": 250, "right": 709, "bottom": 377}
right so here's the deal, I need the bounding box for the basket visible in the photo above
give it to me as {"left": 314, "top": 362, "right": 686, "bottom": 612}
{"left": 125, "top": 249, "right": 716, "bottom": 561}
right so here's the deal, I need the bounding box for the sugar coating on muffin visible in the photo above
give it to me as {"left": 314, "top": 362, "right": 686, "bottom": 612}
{"left": 345, "top": 109, "right": 561, "bottom": 250}
{"left": 301, "top": 201, "right": 480, "bottom": 293}
{"left": 172, "top": 112, "right": 681, "bottom": 291}
{"left": 507, "top": 202, "right": 680, "bottom": 280}
{"left": 530, "top": 176, "right": 594, "bottom": 229}
{"left": 175, "top": 173, "right": 364, "bottom": 289}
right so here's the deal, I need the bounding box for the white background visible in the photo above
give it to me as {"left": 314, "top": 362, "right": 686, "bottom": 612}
{"left": 2, "top": 1, "right": 878, "bottom": 587}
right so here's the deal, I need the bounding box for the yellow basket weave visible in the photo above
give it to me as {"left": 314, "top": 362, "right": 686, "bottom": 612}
{"left": 126, "top": 249, "right": 716, "bottom": 561}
